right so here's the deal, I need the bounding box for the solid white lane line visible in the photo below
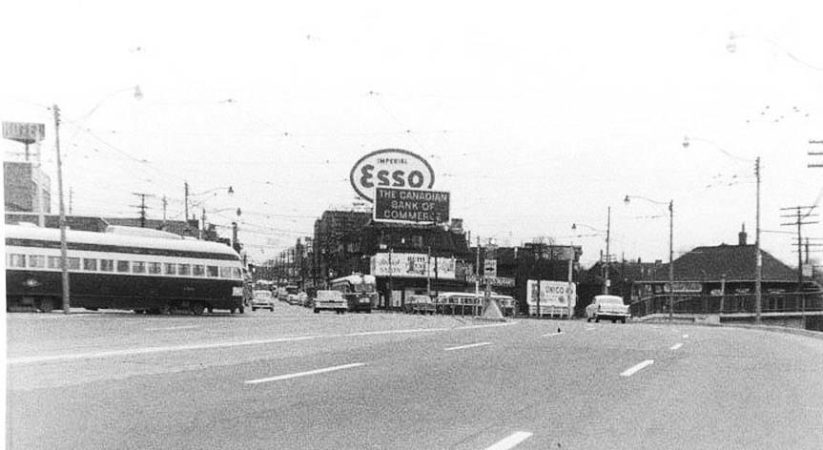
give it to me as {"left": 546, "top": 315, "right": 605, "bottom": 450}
{"left": 7, "top": 335, "right": 322, "bottom": 365}
{"left": 485, "top": 431, "right": 533, "bottom": 450}
{"left": 670, "top": 343, "right": 684, "bottom": 351}
{"left": 245, "top": 363, "right": 365, "bottom": 385}
{"left": 585, "top": 327, "right": 596, "bottom": 331}
{"left": 9, "top": 321, "right": 518, "bottom": 365}
{"left": 683, "top": 334, "right": 689, "bottom": 339}
{"left": 144, "top": 325, "right": 199, "bottom": 331}
{"left": 620, "top": 360, "right": 654, "bottom": 377}
{"left": 541, "top": 332, "right": 563, "bottom": 337}
{"left": 445, "top": 342, "right": 492, "bottom": 351}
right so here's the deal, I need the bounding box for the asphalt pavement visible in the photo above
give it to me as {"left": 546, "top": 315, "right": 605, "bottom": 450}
{"left": 7, "top": 305, "right": 823, "bottom": 449}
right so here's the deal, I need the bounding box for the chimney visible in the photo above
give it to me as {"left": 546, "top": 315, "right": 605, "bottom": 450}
{"left": 738, "top": 223, "right": 747, "bottom": 246}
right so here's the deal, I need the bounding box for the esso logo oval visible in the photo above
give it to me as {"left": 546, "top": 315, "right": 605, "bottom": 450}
{"left": 350, "top": 149, "right": 435, "bottom": 202}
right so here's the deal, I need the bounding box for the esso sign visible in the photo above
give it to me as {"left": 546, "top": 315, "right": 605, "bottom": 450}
{"left": 350, "top": 149, "right": 435, "bottom": 202}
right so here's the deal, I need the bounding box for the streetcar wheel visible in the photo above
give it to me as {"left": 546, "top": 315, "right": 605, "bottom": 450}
{"left": 190, "top": 302, "right": 205, "bottom": 316}
{"left": 38, "top": 298, "right": 55, "bottom": 313}
{"left": 230, "top": 308, "right": 237, "bottom": 314}
{"left": 252, "top": 307, "right": 257, "bottom": 312}
{"left": 207, "top": 307, "right": 213, "bottom": 314}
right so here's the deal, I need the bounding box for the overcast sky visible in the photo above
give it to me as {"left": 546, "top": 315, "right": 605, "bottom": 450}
{"left": 2, "top": 0, "right": 822, "bottom": 266}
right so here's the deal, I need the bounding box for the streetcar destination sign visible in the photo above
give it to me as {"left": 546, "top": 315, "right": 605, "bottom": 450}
{"left": 350, "top": 148, "right": 435, "bottom": 202}
{"left": 373, "top": 187, "right": 450, "bottom": 224}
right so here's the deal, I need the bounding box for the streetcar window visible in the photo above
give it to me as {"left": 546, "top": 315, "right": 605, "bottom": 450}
{"left": 117, "top": 261, "right": 130, "bottom": 273}
{"left": 192, "top": 265, "right": 205, "bottom": 277}
{"left": 68, "top": 257, "right": 81, "bottom": 270}
{"left": 48, "top": 256, "right": 61, "bottom": 269}
{"left": 207, "top": 265, "right": 219, "bottom": 278}
{"left": 219, "top": 267, "right": 231, "bottom": 278}
{"left": 132, "top": 261, "right": 146, "bottom": 274}
{"left": 100, "top": 259, "right": 114, "bottom": 272}
{"left": 164, "top": 263, "right": 176, "bottom": 275}
{"left": 28, "top": 255, "right": 46, "bottom": 268}
{"left": 9, "top": 254, "right": 26, "bottom": 268}
{"left": 232, "top": 268, "right": 242, "bottom": 279}
{"left": 178, "top": 264, "right": 191, "bottom": 276}
{"left": 83, "top": 258, "right": 98, "bottom": 271}
{"left": 148, "top": 262, "right": 162, "bottom": 274}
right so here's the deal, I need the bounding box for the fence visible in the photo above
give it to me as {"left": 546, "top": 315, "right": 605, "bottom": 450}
{"left": 630, "top": 291, "right": 823, "bottom": 318}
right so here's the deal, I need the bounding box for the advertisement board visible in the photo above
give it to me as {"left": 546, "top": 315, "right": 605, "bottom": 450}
{"left": 526, "top": 280, "right": 576, "bottom": 308}
{"left": 370, "top": 252, "right": 456, "bottom": 279}
{"left": 373, "top": 187, "right": 450, "bottom": 223}
{"left": 3, "top": 122, "right": 45, "bottom": 144}
{"left": 350, "top": 148, "right": 435, "bottom": 202}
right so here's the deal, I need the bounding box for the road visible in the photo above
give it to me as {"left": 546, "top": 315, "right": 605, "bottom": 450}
{"left": 7, "top": 305, "right": 823, "bottom": 449}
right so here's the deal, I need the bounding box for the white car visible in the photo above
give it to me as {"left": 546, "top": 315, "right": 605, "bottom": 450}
{"left": 313, "top": 290, "right": 348, "bottom": 314}
{"left": 251, "top": 290, "right": 275, "bottom": 311}
{"left": 586, "top": 295, "right": 630, "bottom": 323}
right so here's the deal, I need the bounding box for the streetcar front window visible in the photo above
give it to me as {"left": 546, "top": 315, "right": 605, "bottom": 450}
{"left": 232, "top": 267, "right": 242, "bottom": 279}
{"left": 219, "top": 267, "right": 231, "bottom": 278}
{"left": 28, "top": 255, "right": 45, "bottom": 268}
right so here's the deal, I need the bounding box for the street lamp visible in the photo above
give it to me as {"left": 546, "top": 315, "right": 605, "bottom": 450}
{"left": 682, "top": 136, "right": 762, "bottom": 323}
{"left": 572, "top": 206, "right": 612, "bottom": 294}
{"left": 624, "top": 195, "right": 674, "bottom": 320}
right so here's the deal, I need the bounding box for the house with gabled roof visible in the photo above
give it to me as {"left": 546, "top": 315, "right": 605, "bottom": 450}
{"left": 630, "top": 225, "right": 821, "bottom": 317}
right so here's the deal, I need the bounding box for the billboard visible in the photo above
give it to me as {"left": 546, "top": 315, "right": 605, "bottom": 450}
{"left": 350, "top": 149, "right": 435, "bottom": 202}
{"left": 373, "top": 187, "right": 450, "bottom": 224}
{"left": 3, "top": 122, "right": 45, "bottom": 144}
{"left": 370, "top": 252, "right": 456, "bottom": 279}
{"left": 526, "top": 280, "right": 576, "bottom": 308}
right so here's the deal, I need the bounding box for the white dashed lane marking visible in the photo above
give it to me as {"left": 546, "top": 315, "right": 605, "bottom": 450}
{"left": 485, "top": 431, "right": 533, "bottom": 450}
{"left": 541, "top": 331, "right": 564, "bottom": 338}
{"left": 670, "top": 343, "right": 684, "bottom": 351}
{"left": 144, "top": 325, "right": 199, "bottom": 331}
{"left": 444, "top": 342, "right": 491, "bottom": 352}
{"left": 620, "top": 360, "right": 654, "bottom": 377}
{"left": 245, "top": 363, "right": 365, "bottom": 384}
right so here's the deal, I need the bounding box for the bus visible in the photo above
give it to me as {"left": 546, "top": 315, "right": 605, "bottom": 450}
{"left": 5, "top": 224, "right": 246, "bottom": 315}
{"left": 329, "top": 274, "right": 377, "bottom": 313}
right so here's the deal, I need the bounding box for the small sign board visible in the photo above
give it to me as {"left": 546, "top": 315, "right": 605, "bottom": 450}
{"left": 3, "top": 122, "right": 45, "bottom": 144}
{"left": 373, "top": 187, "right": 450, "bottom": 224}
{"left": 484, "top": 259, "right": 497, "bottom": 278}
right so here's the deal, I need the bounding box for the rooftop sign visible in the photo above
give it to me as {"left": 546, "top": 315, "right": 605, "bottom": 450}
{"left": 373, "top": 187, "right": 450, "bottom": 224}
{"left": 350, "top": 148, "right": 435, "bottom": 202}
{"left": 3, "top": 122, "right": 45, "bottom": 144}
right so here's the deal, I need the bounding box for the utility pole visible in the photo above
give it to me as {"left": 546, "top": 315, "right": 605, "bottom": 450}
{"left": 780, "top": 205, "right": 818, "bottom": 289}
{"left": 69, "top": 187, "right": 73, "bottom": 215}
{"left": 755, "top": 157, "right": 762, "bottom": 324}
{"left": 132, "top": 193, "right": 150, "bottom": 227}
{"left": 54, "top": 104, "right": 70, "bottom": 314}
{"left": 162, "top": 195, "right": 168, "bottom": 225}
{"left": 604, "top": 206, "right": 611, "bottom": 294}
{"left": 184, "top": 181, "right": 189, "bottom": 222}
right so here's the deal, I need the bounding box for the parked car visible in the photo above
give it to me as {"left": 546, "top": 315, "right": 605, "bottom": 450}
{"left": 405, "top": 295, "right": 436, "bottom": 315}
{"left": 251, "top": 290, "right": 276, "bottom": 311}
{"left": 586, "top": 295, "right": 630, "bottom": 323}
{"left": 313, "top": 290, "right": 348, "bottom": 314}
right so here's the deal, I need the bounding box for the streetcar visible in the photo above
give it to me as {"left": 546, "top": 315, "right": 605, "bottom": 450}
{"left": 329, "top": 273, "right": 377, "bottom": 313}
{"left": 5, "top": 223, "right": 246, "bottom": 314}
